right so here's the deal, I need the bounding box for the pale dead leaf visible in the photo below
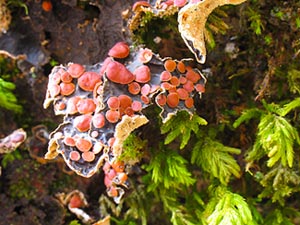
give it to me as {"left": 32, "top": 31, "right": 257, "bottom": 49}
{"left": 178, "top": 0, "right": 247, "bottom": 63}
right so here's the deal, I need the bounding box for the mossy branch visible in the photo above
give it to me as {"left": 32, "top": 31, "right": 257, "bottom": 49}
{"left": 191, "top": 137, "right": 241, "bottom": 184}
{"left": 203, "top": 186, "right": 255, "bottom": 225}
{"left": 0, "top": 78, "right": 22, "bottom": 113}
{"left": 161, "top": 111, "right": 207, "bottom": 149}
{"left": 143, "top": 146, "right": 195, "bottom": 191}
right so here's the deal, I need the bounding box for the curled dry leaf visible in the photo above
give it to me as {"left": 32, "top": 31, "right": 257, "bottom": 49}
{"left": 178, "top": 0, "right": 247, "bottom": 63}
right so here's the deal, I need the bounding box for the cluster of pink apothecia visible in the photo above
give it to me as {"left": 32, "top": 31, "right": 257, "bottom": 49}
{"left": 44, "top": 41, "right": 206, "bottom": 202}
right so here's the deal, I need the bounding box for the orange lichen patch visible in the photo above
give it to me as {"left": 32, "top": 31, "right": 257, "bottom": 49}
{"left": 131, "top": 101, "right": 142, "bottom": 112}
{"left": 107, "top": 96, "right": 120, "bottom": 110}
{"left": 160, "top": 70, "right": 172, "bottom": 81}
{"left": 176, "top": 88, "right": 189, "bottom": 100}
{"left": 164, "top": 59, "right": 177, "bottom": 72}
{"left": 76, "top": 98, "right": 96, "bottom": 114}
{"left": 64, "top": 136, "right": 76, "bottom": 146}
{"left": 42, "top": 0, "right": 52, "bottom": 12}
{"left": 68, "top": 193, "right": 84, "bottom": 208}
{"left": 183, "top": 80, "right": 194, "bottom": 92}
{"left": 132, "top": 1, "right": 151, "bottom": 11}
{"left": 76, "top": 138, "right": 92, "bottom": 152}
{"left": 66, "top": 96, "right": 81, "bottom": 114}
{"left": 92, "top": 113, "right": 106, "bottom": 129}
{"left": 186, "top": 67, "right": 201, "bottom": 83}
{"left": 82, "top": 151, "right": 95, "bottom": 162}
{"left": 179, "top": 75, "right": 187, "bottom": 84}
{"left": 48, "top": 83, "right": 60, "bottom": 97}
{"left": 170, "top": 76, "right": 180, "bottom": 87}
{"left": 67, "top": 63, "right": 85, "bottom": 78}
{"left": 105, "top": 110, "right": 120, "bottom": 123}
{"left": 138, "top": 48, "right": 153, "bottom": 63}
{"left": 60, "top": 82, "right": 75, "bottom": 96}
{"left": 105, "top": 61, "right": 135, "bottom": 84}
{"left": 177, "top": 61, "right": 186, "bottom": 73}
{"left": 156, "top": 94, "right": 167, "bottom": 106}
{"left": 70, "top": 150, "right": 81, "bottom": 161}
{"left": 141, "top": 84, "right": 151, "bottom": 96}
{"left": 78, "top": 71, "right": 102, "bottom": 91}
{"left": 74, "top": 114, "right": 92, "bottom": 132}
{"left": 184, "top": 97, "right": 194, "bottom": 108}
{"left": 60, "top": 71, "right": 73, "bottom": 83}
{"left": 167, "top": 92, "right": 180, "bottom": 108}
{"left": 141, "top": 95, "right": 150, "bottom": 104}
{"left": 195, "top": 83, "right": 205, "bottom": 93}
{"left": 118, "top": 95, "right": 133, "bottom": 110}
{"left": 111, "top": 160, "right": 125, "bottom": 173}
{"left": 108, "top": 42, "right": 130, "bottom": 59}
{"left": 128, "top": 82, "right": 141, "bottom": 95}
{"left": 134, "top": 65, "right": 151, "bottom": 83}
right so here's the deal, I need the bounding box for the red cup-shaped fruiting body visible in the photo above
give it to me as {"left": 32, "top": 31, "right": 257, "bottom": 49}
{"left": 69, "top": 194, "right": 84, "bottom": 208}
{"left": 177, "top": 61, "right": 186, "bottom": 73}
{"left": 186, "top": 68, "right": 201, "bottom": 83}
{"left": 174, "top": 0, "right": 188, "bottom": 7}
{"left": 105, "top": 61, "right": 135, "bottom": 84}
{"left": 118, "top": 95, "right": 133, "bottom": 111}
{"left": 73, "top": 114, "right": 92, "bottom": 132}
{"left": 92, "top": 113, "right": 106, "bottom": 129}
{"left": 128, "top": 82, "right": 141, "bottom": 95}
{"left": 138, "top": 48, "right": 153, "bottom": 63}
{"left": 134, "top": 65, "right": 151, "bottom": 83}
{"left": 132, "top": 1, "right": 151, "bottom": 11}
{"left": 64, "top": 136, "right": 76, "bottom": 147}
{"left": 105, "top": 110, "right": 120, "bottom": 123}
{"left": 76, "top": 98, "right": 96, "bottom": 114}
{"left": 107, "top": 96, "right": 120, "bottom": 110}
{"left": 78, "top": 71, "right": 102, "bottom": 92}
{"left": 48, "top": 83, "right": 60, "bottom": 97}
{"left": 184, "top": 97, "right": 194, "bottom": 108}
{"left": 81, "top": 151, "right": 95, "bottom": 162}
{"left": 60, "top": 71, "right": 73, "bottom": 83}
{"left": 60, "top": 82, "right": 75, "bottom": 96}
{"left": 156, "top": 94, "right": 167, "bottom": 106}
{"left": 111, "top": 160, "right": 125, "bottom": 173}
{"left": 66, "top": 96, "right": 81, "bottom": 114}
{"left": 176, "top": 88, "right": 189, "bottom": 100}
{"left": 76, "top": 138, "right": 93, "bottom": 152}
{"left": 160, "top": 70, "right": 172, "bottom": 81}
{"left": 131, "top": 101, "right": 143, "bottom": 112}
{"left": 67, "top": 63, "right": 85, "bottom": 78}
{"left": 108, "top": 42, "right": 130, "bottom": 59}
{"left": 164, "top": 59, "right": 177, "bottom": 72}
{"left": 195, "top": 83, "right": 205, "bottom": 93}
{"left": 166, "top": 92, "right": 180, "bottom": 108}
{"left": 70, "top": 150, "right": 81, "bottom": 161}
